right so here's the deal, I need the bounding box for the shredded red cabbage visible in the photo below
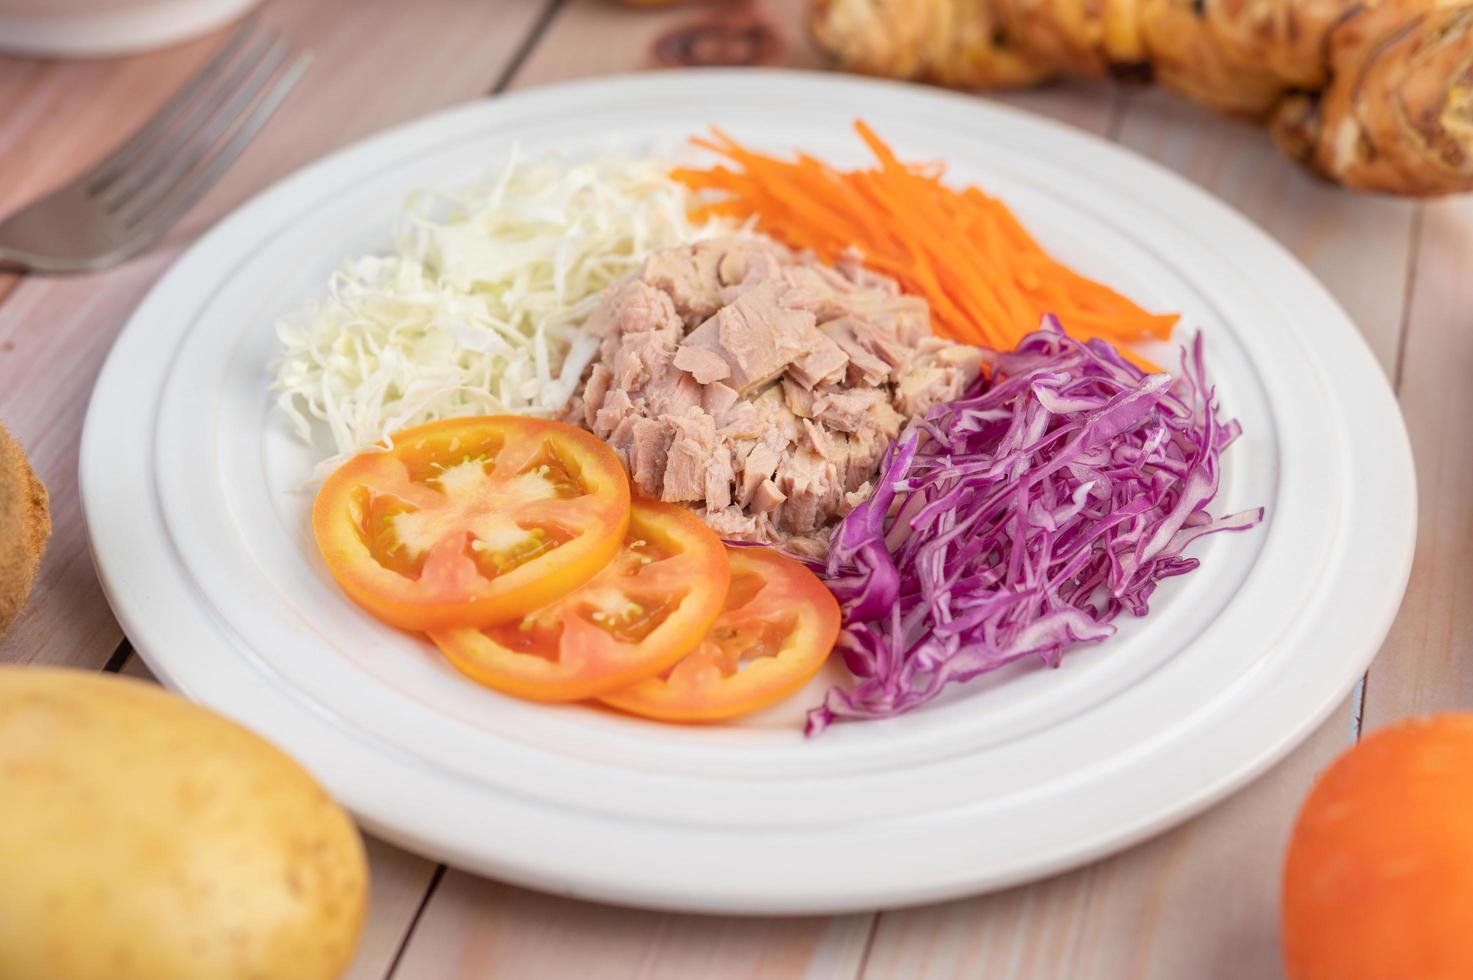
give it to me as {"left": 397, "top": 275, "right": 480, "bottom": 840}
{"left": 808, "top": 320, "right": 1263, "bottom": 735}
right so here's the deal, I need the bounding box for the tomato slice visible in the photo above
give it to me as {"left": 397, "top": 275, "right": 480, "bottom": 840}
{"left": 428, "top": 499, "right": 729, "bottom": 701}
{"left": 313, "top": 416, "right": 630, "bottom": 631}
{"left": 600, "top": 547, "right": 840, "bottom": 722}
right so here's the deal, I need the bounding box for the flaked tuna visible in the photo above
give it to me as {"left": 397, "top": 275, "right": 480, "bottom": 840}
{"left": 569, "top": 233, "right": 980, "bottom": 555}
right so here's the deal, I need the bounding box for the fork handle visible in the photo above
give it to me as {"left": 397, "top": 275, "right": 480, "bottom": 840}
{"left": 0, "top": 244, "right": 134, "bottom": 275}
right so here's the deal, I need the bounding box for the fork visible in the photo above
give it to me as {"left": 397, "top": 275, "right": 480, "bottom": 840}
{"left": 0, "top": 17, "right": 311, "bottom": 274}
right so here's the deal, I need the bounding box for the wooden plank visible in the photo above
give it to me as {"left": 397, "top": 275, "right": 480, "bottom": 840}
{"left": 0, "top": 0, "right": 552, "bottom": 668}
{"left": 393, "top": 873, "right": 872, "bottom": 980}
{"left": 861, "top": 88, "right": 1418, "bottom": 979}
{"left": 344, "top": 843, "right": 442, "bottom": 980}
{"left": 114, "top": 654, "right": 441, "bottom": 980}
{"left": 1362, "top": 197, "right": 1473, "bottom": 727}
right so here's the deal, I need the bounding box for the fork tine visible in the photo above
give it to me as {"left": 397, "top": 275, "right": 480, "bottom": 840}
{"left": 102, "top": 28, "right": 281, "bottom": 214}
{"left": 86, "top": 13, "right": 263, "bottom": 195}
{"left": 120, "top": 54, "right": 311, "bottom": 245}
{"left": 111, "top": 35, "right": 291, "bottom": 224}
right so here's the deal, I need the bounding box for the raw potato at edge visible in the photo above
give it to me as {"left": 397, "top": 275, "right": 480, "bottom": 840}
{"left": 808, "top": 0, "right": 1473, "bottom": 195}
{"left": 0, "top": 669, "right": 368, "bottom": 980}
{"left": 0, "top": 422, "right": 49, "bottom": 637}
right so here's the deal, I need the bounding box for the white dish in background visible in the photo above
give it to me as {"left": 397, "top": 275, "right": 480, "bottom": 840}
{"left": 0, "top": 0, "right": 257, "bottom": 58}
{"left": 80, "top": 70, "right": 1415, "bottom": 914}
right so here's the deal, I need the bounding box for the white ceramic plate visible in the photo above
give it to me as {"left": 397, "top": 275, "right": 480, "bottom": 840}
{"left": 80, "top": 71, "right": 1415, "bottom": 914}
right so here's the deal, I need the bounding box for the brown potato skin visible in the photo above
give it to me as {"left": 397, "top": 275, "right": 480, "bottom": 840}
{"left": 0, "top": 668, "right": 368, "bottom": 980}
{"left": 0, "top": 421, "right": 49, "bottom": 637}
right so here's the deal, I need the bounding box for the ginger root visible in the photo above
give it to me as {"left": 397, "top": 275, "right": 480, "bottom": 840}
{"left": 809, "top": 0, "right": 1473, "bottom": 195}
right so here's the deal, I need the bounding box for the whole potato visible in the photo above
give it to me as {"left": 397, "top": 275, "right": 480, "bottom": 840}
{"left": 0, "top": 668, "right": 368, "bottom": 980}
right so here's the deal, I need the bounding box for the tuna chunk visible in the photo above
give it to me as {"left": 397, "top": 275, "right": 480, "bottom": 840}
{"left": 705, "top": 451, "right": 735, "bottom": 512}
{"left": 895, "top": 343, "right": 985, "bottom": 418}
{"left": 715, "top": 237, "right": 788, "bottom": 295}
{"left": 701, "top": 381, "right": 740, "bottom": 422}
{"left": 841, "top": 482, "right": 873, "bottom": 517}
{"left": 715, "top": 400, "right": 763, "bottom": 441}
{"left": 662, "top": 411, "right": 720, "bottom": 504}
{"left": 751, "top": 479, "right": 787, "bottom": 514}
{"left": 640, "top": 240, "right": 726, "bottom": 326}
{"left": 781, "top": 377, "right": 816, "bottom": 418}
{"left": 750, "top": 385, "right": 803, "bottom": 444}
{"left": 573, "top": 232, "right": 977, "bottom": 557}
{"left": 627, "top": 418, "right": 670, "bottom": 498}
{"left": 579, "top": 363, "right": 613, "bottom": 429}
{"left": 822, "top": 315, "right": 915, "bottom": 385}
{"left": 642, "top": 363, "right": 703, "bottom": 419}
{"left": 842, "top": 423, "right": 893, "bottom": 492}
{"left": 773, "top": 449, "right": 836, "bottom": 535}
{"left": 673, "top": 345, "right": 730, "bottom": 384}
{"left": 737, "top": 436, "right": 783, "bottom": 507}
{"left": 782, "top": 534, "right": 832, "bottom": 561}
{"left": 587, "top": 278, "right": 682, "bottom": 339}
{"left": 703, "top": 505, "right": 767, "bottom": 542}
{"left": 800, "top": 418, "right": 834, "bottom": 459}
{"left": 611, "top": 330, "right": 675, "bottom": 390}
{"left": 810, "top": 386, "right": 891, "bottom": 434}
{"left": 788, "top": 331, "right": 850, "bottom": 389}
{"left": 593, "top": 387, "right": 636, "bottom": 437}
{"left": 677, "top": 282, "right": 817, "bottom": 396}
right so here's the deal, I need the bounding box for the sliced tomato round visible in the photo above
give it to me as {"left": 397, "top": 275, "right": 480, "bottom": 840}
{"left": 428, "top": 499, "right": 730, "bottom": 701}
{"left": 313, "top": 416, "right": 630, "bottom": 631}
{"left": 600, "top": 546, "right": 840, "bottom": 722}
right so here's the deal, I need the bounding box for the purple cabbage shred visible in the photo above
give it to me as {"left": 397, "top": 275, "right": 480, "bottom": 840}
{"left": 807, "top": 319, "right": 1263, "bottom": 736}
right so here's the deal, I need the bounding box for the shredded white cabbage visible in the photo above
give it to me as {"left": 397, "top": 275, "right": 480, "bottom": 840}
{"left": 273, "top": 147, "right": 731, "bottom": 476}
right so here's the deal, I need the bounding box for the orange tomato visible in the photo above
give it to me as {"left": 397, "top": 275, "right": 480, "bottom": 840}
{"left": 429, "top": 499, "right": 729, "bottom": 702}
{"left": 313, "top": 416, "right": 629, "bottom": 631}
{"left": 601, "top": 546, "right": 839, "bottom": 722}
{"left": 1283, "top": 714, "right": 1473, "bottom": 980}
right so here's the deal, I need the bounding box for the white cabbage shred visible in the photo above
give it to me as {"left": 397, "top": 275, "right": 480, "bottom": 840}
{"left": 273, "top": 147, "right": 731, "bottom": 477}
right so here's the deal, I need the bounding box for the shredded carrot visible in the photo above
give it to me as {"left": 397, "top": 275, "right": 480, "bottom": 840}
{"left": 672, "top": 121, "right": 1178, "bottom": 363}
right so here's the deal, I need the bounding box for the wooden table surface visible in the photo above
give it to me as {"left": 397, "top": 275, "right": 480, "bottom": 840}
{"left": 1, "top": 1, "right": 1468, "bottom": 977}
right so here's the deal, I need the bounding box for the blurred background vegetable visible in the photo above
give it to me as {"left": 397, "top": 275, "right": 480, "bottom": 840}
{"left": 1283, "top": 714, "right": 1473, "bottom": 980}
{"left": 809, "top": 0, "right": 1473, "bottom": 196}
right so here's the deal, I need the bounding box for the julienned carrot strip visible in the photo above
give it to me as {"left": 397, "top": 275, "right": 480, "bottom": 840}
{"left": 673, "top": 121, "right": 1177, "bottom": 367}
{"left": 850, "top": 170, "right": 1000, "bottom": 346}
